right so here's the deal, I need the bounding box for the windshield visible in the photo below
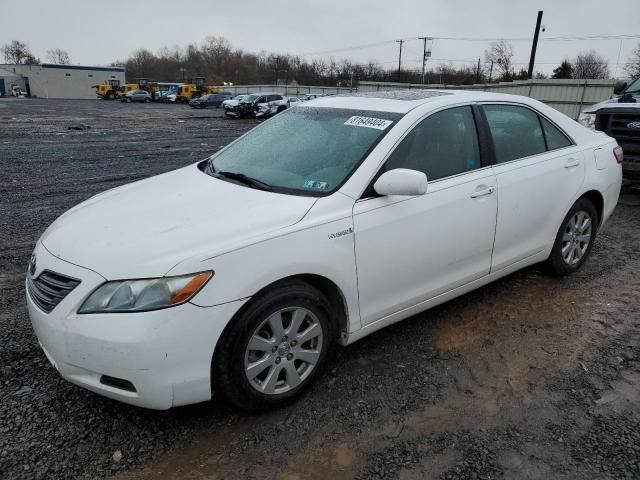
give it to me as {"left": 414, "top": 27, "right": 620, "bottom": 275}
{"left": 242, "top": 94, "right": 260, "bottom": 103}
{"left": 209, "top": 107, "right": 402, "bottom": 195}
{"left": 626, "top": 78, "right": 640, "bottom": 94}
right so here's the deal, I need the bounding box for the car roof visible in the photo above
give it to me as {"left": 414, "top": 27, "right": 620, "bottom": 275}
{"left": 297, "top": 89, "right": 542, "bottom": 113}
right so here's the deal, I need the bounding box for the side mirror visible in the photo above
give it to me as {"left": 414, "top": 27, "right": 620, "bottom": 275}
{"left": 613, "top": 80, "right": 627, "bottom": 95}
{"left": 374, "top": 169, "right": 428, "bottom": 196}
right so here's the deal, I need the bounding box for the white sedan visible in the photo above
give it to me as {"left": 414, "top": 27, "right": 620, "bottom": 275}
{"left": 27, "top": 90, "right": 622, "bottom": 410}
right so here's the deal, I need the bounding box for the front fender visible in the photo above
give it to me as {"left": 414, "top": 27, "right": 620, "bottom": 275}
{"left": 170, "top": 194, "right": 361, "bottom": 333}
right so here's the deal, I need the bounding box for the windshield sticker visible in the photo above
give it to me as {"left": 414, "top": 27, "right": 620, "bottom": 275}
{"left": 304, "top": 180, "right": 329, "bottom": 191}
{"left": 344, "top": 116, "right": 393, "bottom": 130}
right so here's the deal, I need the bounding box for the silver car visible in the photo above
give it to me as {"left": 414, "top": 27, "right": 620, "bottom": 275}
{"left": 121, "top": 90, "right": 152, "bottom": 103}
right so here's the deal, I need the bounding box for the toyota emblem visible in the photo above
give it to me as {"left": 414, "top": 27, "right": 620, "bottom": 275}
{"left": 627, "top": 121, "right": 640, "bottom": 130}
{"left": 29, "top": 254, "right": 37, "bottom": 276}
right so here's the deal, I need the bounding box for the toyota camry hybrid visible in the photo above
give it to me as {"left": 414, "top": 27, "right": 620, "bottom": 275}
{"left": 27, "top": 90, "right": 622, "bottom": 410}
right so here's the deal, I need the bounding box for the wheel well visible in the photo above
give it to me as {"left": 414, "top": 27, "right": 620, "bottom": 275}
{"left": 580, "top": 190, "right": 604, "bottom": 226}
{"left": 253, "top": 274, "right": 348, "bottom": 340}
{"left": 213, "top": 274, "right": 349, "bottom": 364}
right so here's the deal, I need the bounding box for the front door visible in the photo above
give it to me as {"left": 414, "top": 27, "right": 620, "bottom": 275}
{"left": 353, "top": 106, "right": 498, "bottom": 325}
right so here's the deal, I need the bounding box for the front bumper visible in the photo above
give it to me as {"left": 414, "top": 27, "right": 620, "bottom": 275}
{"left": 27, "top": 242, "right": 246, "bottom": 409}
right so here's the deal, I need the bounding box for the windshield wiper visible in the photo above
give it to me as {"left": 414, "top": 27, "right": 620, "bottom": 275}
{"left": 209, "top": 164, "right": 273, "bottom": 191}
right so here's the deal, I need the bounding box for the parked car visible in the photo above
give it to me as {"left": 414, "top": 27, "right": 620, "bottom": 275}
{"left": 578, "top": 77, "right": 640, "bottom": 185}
{"left": 222, "top": 94, "right": 248, "bottom": 110}
{"left": 156, "top": 90, "right": 178, "bottom": 103}
{"left": 224, "top": 92, "right": 288, "bottom": 118}
{"left": 27, "top": 90, "right": 621, "bottom": 411}
{"left": 121, "top": 90, "right": 152, "bottom": 103}
{"left": 287, "top": 96, "right": 302, "bottom": 108}
{"left": 11, "top": 86, "right": 28, "bottom": 97}
{"left": 189, "top": 92, "right": 233, "bottom": 108}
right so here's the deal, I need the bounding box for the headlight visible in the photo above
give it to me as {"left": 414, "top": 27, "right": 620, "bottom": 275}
{"left": 78, "top": 271, "right": 213, "bottom": 314}
{"left": 578, "top": 112, "right": 596, "bottom": 129}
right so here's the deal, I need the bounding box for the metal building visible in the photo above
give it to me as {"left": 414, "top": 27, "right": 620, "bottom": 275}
{"left": 0, "top": 63, "right": 125, "bottom": 99}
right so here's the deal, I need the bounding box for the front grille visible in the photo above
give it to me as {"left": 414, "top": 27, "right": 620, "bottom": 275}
{"left": 27, "top": 270, "right": 80, "bottom": 313}
{"left": 597, "top": 109, "right": 640, "bottom": 178}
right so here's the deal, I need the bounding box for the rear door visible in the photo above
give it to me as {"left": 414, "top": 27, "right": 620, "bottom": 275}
{"left": 353, "top": 105, "right": 498, "bottom": 325}
{"left": 481, "top": 103, "right": 585, "bottom": 271}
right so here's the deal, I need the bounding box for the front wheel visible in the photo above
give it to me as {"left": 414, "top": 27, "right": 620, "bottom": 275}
{"left": 213, "top": 281, "right": 336, "bottom": 411}
{"left": 545, "top": 198, "right": 598, "bottom": 275}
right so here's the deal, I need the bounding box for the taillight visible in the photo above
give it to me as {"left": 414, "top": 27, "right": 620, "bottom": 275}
{"left": 613, "top": 145, "right": 624, "bottom": 164}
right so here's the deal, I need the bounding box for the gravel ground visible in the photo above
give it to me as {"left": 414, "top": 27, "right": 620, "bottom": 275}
{"left": 1, "top": 98, "right": 639, "bottom": 480}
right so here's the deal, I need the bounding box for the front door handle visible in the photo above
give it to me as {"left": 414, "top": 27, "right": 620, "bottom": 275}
{"left": 565, "top": 158, "right": 581, "bottom": 168}
{"left": 470, "top": 185, "right": 495, "bottom": 198}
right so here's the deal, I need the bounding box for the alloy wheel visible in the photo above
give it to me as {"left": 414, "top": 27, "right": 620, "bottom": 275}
{"left": 244, "top": 307, "right": 323, "bottom": 395}
{"left": 561, "top": 210, "right": 592, "bottom": 265}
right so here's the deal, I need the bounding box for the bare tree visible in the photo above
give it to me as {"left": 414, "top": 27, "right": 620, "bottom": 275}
{"left": 572, "top": 50, "right": 610, "bottom": 79}
{"left": 624, "top": 42, "right": 640, "bottom": 79}
{"left": 484, "top": 40, "right": 515, "bottom": 80}
{"left": 46, "top": 48, "right": 71, "bottom": 64}
{"left": 3, "top": 40, "right": 35, "bottom": 64}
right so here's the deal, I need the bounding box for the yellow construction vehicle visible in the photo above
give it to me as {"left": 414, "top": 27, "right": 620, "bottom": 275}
{"left": 176, "top": 77, "right": 220, "bottom": 103}
{"left": 122, "top": 83, "right": 139, "bottom": 94}
{"left": 93, "top": 80, "right": 122, "bottom": 100}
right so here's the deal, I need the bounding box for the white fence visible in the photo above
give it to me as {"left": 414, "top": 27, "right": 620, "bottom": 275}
{"left": 223, "top": 79, "right": 616, "bottom": 120}
{"left": 357, "top": 79, "right": 616, "bottom": 119}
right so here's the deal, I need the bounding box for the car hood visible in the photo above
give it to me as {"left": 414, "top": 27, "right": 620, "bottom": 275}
{"left": 582, "top": 94, "right": 640, "bottom": 113}
{"left": 41, "top": 164, "right": 317, "bottom": 280}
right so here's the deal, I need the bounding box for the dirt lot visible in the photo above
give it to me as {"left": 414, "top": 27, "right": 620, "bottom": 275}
{"left": 1, "top": 98, "right": 639, "bottom": 480}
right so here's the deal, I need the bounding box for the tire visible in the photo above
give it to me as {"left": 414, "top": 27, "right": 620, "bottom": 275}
{"left": 126, "top": 97, "right": 132, "bottom": 103}
{"left": 213, "top": 281, "right": 336, "bottom": 411}
{"left": 277, "top": 106, "right": 286, "bottom": 113}
{"left": 545, "top": 198, "right": 598, "bottom": 276}
{"left": 144, "top": 98, "right": 150, "bottom": 103}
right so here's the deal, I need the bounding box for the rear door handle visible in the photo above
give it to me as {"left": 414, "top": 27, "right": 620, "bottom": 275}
{"left": 565, "top": 158, "right": 581, "bottom": 168}
{"left": 470, "top": 185, "right": 495, "bottom": 198}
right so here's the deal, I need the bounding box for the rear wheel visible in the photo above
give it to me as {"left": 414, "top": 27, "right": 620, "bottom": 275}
{"left": 213, "top": 281, "right": 336, "bottom": 411}
{"left": 545, "top": 198, "right": 598, "bottom": 275}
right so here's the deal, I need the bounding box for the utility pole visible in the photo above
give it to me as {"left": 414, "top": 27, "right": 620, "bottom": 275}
{"left": 488, "top": 61, "right": 494, "bottom": 83}
{"left": 396, "top": 40, "right": 404, "bottom": 83}
{"left": 274, "top": 56, "right": 280, "bottom": 85}
{"left": 475, "top": 58, "right": 481, "bottom": 84}
{"left": 418, "top": 37, "right": 432, "bottom": 84}
{"left": 527, "top": 10, "right": 543, "bottom": 79}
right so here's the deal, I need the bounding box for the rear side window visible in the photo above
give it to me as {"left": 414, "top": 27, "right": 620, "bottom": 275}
{"left": 540, "top": 117, "right": 572, "bottom": 150}
{"left": 483, "top": 105, "right": 546, "bottom": 163}
{"left": 385, "top": 106, "right": 481, "bottom": 181}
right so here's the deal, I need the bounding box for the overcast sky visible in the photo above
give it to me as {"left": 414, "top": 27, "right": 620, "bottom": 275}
{"left": 1, "top": 0, "right": 638, "bottom": 78}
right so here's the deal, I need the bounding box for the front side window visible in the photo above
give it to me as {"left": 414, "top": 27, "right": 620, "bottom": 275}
{"left": 209, "top": 108, "right": 402, "bottom": 195}
{"left": 483, "top": 104, "right": 546, "bottom": 163}
{"left": 384, "top": 106, "right": 481, "bottom": 181}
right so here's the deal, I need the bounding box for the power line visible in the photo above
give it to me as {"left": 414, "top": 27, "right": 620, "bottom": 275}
{"left": 297, "top": 33, "right": 640, "bottom": 57}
